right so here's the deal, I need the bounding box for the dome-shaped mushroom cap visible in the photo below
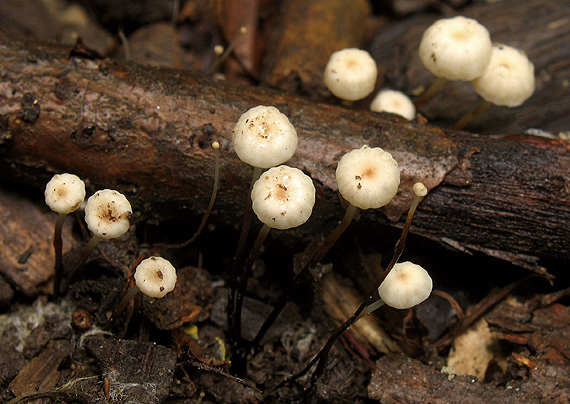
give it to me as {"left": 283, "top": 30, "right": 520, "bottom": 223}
{"left": 335, "top": 146, "right": 400, "bottom": 210}
{"left": 84, "top": 189, "right": 132, "bottom": 240}
{"left": 370, "top": 89, "right": 416, "bottom": 120}
{"left": 323, "top": 48, "right": 378, "bottom": 101}
{"left": 134, "top": 256, "right": 177, "bottom": 298}
{"left": 472, "top": 44, "right": 535, "bottom": 107}
{"left": 45, "top": 173, "right": 86, "bottom": 214}
{"left": 232, "top": 105, "right": 298, "bottom": 168}
{"left": 419, "top": 16, "right": 492, "bottom": 81}
{"left": 251, "top": 165, "right": 316, "bottom": 230}
{"left": 378, "top": 261, "right": 432, "bottom": 309}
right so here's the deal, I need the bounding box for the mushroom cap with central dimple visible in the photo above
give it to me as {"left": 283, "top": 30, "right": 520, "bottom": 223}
{"left": 419, "top": 16, "right": 492, "bottom": 81}
{"left": 251, "top": 165, "right": 316, "bottom": 230}
{"left": 134, "top": 256, "right": 177, "bottom": 298}
{"left": 45, "top": 173, "right": 86, "bottom": 214}
{"left": 335, "top": 146, "right": 400, "bottom": 210}
{"left": 84, "top": 189, "right": 132, "bottom": 240}
{"left": 472, "top": 44, "right": 535, "bottom": 107}
{"left": 232, "top": 105, "right": 298, "bottom": 168}
{"left": 378, "top": 261, "right": 433, "bottom": 309}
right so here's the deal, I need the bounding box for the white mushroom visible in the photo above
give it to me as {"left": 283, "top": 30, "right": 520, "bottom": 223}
{"left": 134, "top": 256, "right": 177, "bottom": 298}
{"left": 45, "top": 173, "right": 86, "bottom": 214}
{"left": 323, "top": 48, "right": 378, "bottom": 101}
{"left": 370, "top": 89, "right": 416, "bottom": 120}
{"left": 472, "top": 44, "right": 535, "bottom": 107}
{"left": 251, "top": 165, "right": 316, "bottom": 230}
{"left": 232, "top": 105, "right": 298, "bottom": 169}
{"left": 335, "top": 146, "right": 400, "bottom": 210}
{"left": 378, "top": 261, "right": 432, "bottom": 309}
{"left": 84, "top": 189, "right": 132, "bottom": 240}
{"left": 419, "top": 16, "right": 493, "bottom": 81}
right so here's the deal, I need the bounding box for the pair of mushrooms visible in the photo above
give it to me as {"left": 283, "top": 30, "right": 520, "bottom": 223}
{"left": 323, "top": 48, "right": 416, "bottom": 120}
{"left": 45, "top": 174, "right": 176, "bottom": 300}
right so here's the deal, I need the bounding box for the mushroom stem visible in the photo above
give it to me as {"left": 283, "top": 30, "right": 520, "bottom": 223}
{"left": 282, "top": 189, "right": 425, "bottom": 396}
{"left": 251, "top": 203, "right": 358, "bottom": 349}
{"left": 414, "top": 76, "right": 448, "bottom": 107}
{"left": 110, "top": 284, "right": 140, "bottom": 320}
{"left": 453, "top": 100, "right": 492, "bottom": 130}
{"left": 65, "top": 235, "right": 102, "bottom": 288}
{"left": 359, "top": 298, "right": 386, "bottom": 319}
{"left": 52, "top": 213, "right": 67, "bottom": 298}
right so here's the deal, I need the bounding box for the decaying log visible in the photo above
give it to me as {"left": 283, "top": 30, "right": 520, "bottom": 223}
{"left": 0, "top": 30, "right": 568, "bottom": 274}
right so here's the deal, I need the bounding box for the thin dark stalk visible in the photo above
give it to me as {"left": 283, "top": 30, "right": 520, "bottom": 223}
{"left": 109, "top": 285, "right": 140, "bottom": 320}
{"left": 250, "top": 203, "right": 358, "bottom": 348}
{"left": 52, "top": 213, "right": 66, "bottom": 298}
{"left": 453, "top": 100, "right": 492, "bottom": 130}
{"left": 281, "top": 192, "right": 423, "bottom": 396}
{"left": 64, "top": 235, "right": 102, "bottom": 291}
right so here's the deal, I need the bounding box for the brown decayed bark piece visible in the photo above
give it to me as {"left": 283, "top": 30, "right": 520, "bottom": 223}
{"left": 262, "top": 0, "right": 371, "bottom": 97}
{"left": 0, "top": 187, "right": 80, "bottom": 296}
{"left": 0, "top": 30, "right": 568, "bottom": 273}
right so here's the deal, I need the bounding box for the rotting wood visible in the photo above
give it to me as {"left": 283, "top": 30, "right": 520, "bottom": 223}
{"left": 0, "top": 30, "right": 568, "bottom": 274}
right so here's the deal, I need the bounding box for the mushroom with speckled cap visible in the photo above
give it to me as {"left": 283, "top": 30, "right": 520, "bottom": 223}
{"left": 134, "top": 256, "right": 177, "bottom": 298}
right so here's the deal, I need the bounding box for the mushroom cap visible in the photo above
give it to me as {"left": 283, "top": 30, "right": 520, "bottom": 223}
{"left": 335, "top": 146, "right": 400, "bottom": 210}
{"left": 134, "top": 256, "right": 177, "bottom": 298}
{"left": 370, "top": 89, "right": 416, "bottom": 120}
{"left": 472, "top": 44, "right": 535, "bottom": 107}
{"left": 413, "top": 182, "right": 428, "bottom": 197}
{"left": 419, "top": 16, "right": 492, "bottom": 81}
{"left": 84, "top": 189, "right": 132, "bottom": 240}
{"left": 232, "top": 105, "right": 298, "bottom": 168}
{"left": 323, "top": 48, "right": 378, "bottom": 101}
{"left": 378, "top": 261, "right": 433, "bottom": 309}
{"left": 251, "top": 165, "right": 316, "bottom": 230}
{"left": 45, "top": 173, "right": 86, "bottom": 214}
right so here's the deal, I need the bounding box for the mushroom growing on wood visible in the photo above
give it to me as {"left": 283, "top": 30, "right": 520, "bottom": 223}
{"left": 323, "top": 48, "right": 378, "bottom": 101}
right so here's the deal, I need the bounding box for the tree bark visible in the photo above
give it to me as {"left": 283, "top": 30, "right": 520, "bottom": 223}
{"left": 0, "top": 30, "right": 568, "bottom": 273}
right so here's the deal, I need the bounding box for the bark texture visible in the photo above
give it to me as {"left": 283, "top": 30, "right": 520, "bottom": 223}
{"left": 0, "top": 30, "right": 568, "bottom": 274}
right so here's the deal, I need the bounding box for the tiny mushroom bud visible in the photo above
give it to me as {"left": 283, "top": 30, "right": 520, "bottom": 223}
{"left": 419, "top": 16, "right": 493, "bottom": 81}
{"left": 370, "top": 89, "right": 416, "bottom": 120}
{"left": 232, "top": 105, "right": 298, "bottom": 169}
{"left": 251, "top": 165, "right": 316, "bottom": 230}
{"left": 84, "top": 189, "right": 132, "bottom": 239}
{"left": 471, "top": 44, "right": 535, "bottom": 107}
{"left": 323, "top": 48, "right": 378, "bottom": 101}
{"left": 45, "top": 173, "right": 86, "bottom": 214}
{"left": 378, "top": 261, "right": 432, "bottom": 309}
{"left": 134, "top": 256, "right": 177, "bottom": 298}
{"left": 413, "top": 182, "right": 428, "bottom": 197}
{"left": 335, "top": 146, "right": 400, "bottom": 210}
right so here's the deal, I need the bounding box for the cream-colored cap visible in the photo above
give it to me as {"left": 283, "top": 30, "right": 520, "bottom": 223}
{"left": 419, "top": 16, "right": 492, "bottom": 81}
{"left": 378, "top": 261, "right": 432, "bottom": 309}
{"left": 232, "top": 105, "right": 298, "bottom": 168}
{"left": 472, "top": 44, "right": 535, "bottom": 107}
{"left": 251, "top": 165, "right": 315, "bottom": 230}
{"left": 45, "top": 173, "right": 86, "bottom": 214}
{"left": 370, "top": 89, "right": 416, "bottom": 120}
{"left": 134, "top": 256, "right": 177, "bottom": 298}
{"left": 323, "top": 48, "right": 378, "bottom": 101}
{"left": 335, "top": 146, "right": 400, "bottom": 210}
{"left": 84, "top": 189, "right": 132, "bottom": 239}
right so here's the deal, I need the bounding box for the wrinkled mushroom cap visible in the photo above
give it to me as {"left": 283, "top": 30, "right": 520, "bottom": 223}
{"left": 232, "top": 105, "right": 298, "bottom": 168}
{"left": 84, "top": 189, "right": 132, "bottom": 240}
{"left": 472, "top": 44, "right": 535, "bottom": 107}
{"left": 335, "top": 146, "right": 400, "bottom": 210}
{"left": 370, "top": 89, "right": 416, "bottom": 120}
{"left": 251, "top": 165, "right": 316, "bottom": 230}
{"left": 134, "top": 256, "right": 177, "bottom": 298}
{"left": 45, "top": 173, "right": 86, "bottom": 214}
{"left": 378, "top": 261, "right": 432, "bottom": 309}
{"left": 323, "top": 48, "right": 378, "bottom": 101}
{"left": 419, "top": 16, "right": 492, "bottom": 81}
